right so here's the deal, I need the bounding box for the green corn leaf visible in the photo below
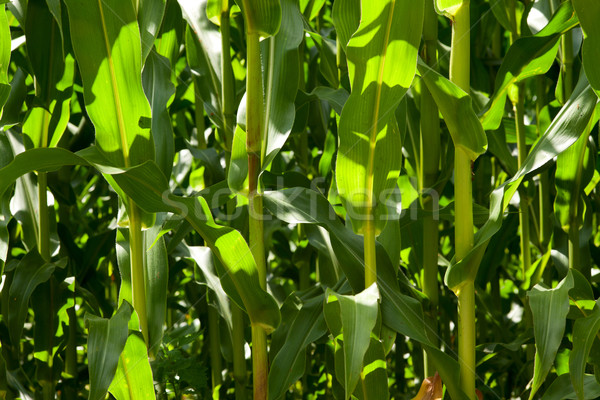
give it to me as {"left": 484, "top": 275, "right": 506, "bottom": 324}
{"left": 206, "top": 0, "right": 224, "bottom": 25}
{"left": 445, "top": 76, "right": 599, "bottom": 291}
{"left": 142, "top": 50, "right": 175, "bottom": 178}
{"left": 227, "top": 124, "right": 250, "bottom": 196}
{"left": 143, "top": 225, "right": 168, "bottom": 353}
{"left": 354, "top": 337, "right": 388, "bottom": 400}
{"left": 300, "top": 0, "right": 325, "bottom": 21}
{"left": 480, "top": 1, "right": 579, "bottom": 130}
{"left": 490, "top": 0, "right": 524, "bottom": 35}
{"left": 24, "top": 0, "right": 72, "bottom": 108}
{"left": 23, "top": 0, "right": 75, "bottom": 149}
{"left": 108, "top": 161, "right": 280, "bottom": 333}
{"left": 0, "top": 5, "right": 11, "bottom": 119}
{"left": 7, "top": 251, "right": 66, "bottom": 344}
{"left": 541, "top": 373, "right": 600, "bottom": 400}
{"left": 181, "top": 0, "right": 227, "bottom": 135}
{"left": 185, "top": 246, "right": 233, "bottom": 332}
{"left": 336, "top": 0, "right": 423, "bottom": 234}
{"left": 569, "top": 301, "right": 600, "bottom": 400}
{"left": 64, "top": 0, "right": 154, "bottom": 168}
{"left": 528, "top": 270, "right": 574, "bottom": 400}
{"left": 434, "top": 0, "right": 463, "bottom": 17}
{"left": 261, "top": 0, "right": 303, "bottom": 169}
{"left": 86, "top": 302, "right": 133, "bottom": 400}
{"left": 238, "top": 0, "right": 281, "bottom": 38}
{"left": 331, "top": 0, "right": 359, "bottom": 52}
{"left": 573, "top": 0, "right": 600, "bottom": 96}
{"left": 108, "top": 333, "right": 155, "bottom": 400}
{"left": 418, "top": 60, "right": 487, "bottom": 161}
{"left": 0, "top": 147, "right": 281, "bottom": 333}
{"left": 155, "top": 0, "right": 184, "bottom": 66}
{"left": 269, "top": 293, "right": 327, "bottom": 400}
{"left": 554, "top": 108, "right": 598, "bottom": 233}
{"left": 44, "top": 0, "right": 64, "bottom": 37}
{"left": 138, "top": 0, "right": 166, "bottom": 62}
{"left": 324, "top": 284, "right": 379, "bottom": 399}
{"left": 0, "top": 132, "right": 12, "bottom": 265}
{"left": 262, "top": 187, "right": 399, "bottom": 294}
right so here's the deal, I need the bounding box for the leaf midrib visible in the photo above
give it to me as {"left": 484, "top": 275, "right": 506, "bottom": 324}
{"left": 97, "top": 0, "right": 130, "bottom": 167}
{"left": 366, "top": 0, "right": 396, "bottom": 208}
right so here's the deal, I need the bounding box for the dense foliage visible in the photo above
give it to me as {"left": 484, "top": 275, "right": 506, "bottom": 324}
{"left": 0, "top": 0, "right": 599, "bottom": 399}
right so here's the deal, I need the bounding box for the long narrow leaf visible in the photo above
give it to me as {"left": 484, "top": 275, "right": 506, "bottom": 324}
{"left": 573, "top": 0, "right": 600, "bottom": 96}
{"left": 86, "top": 302, "right": 133, "bottom": 400}
{"left": 528, "top": 270, "right": 574, "bottom": 399}
{"left": 479, "top": 1, "right": 579, "bottom": 130}
{"left": 64, "top": 0, "right": 154, "bottom": 167}
{"left": 336, "top": 0, "right": 423, "bottom": 234}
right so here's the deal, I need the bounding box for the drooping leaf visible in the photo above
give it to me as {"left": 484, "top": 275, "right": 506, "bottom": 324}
{"left": 185, "top": 245, "right": 233, "bottom": 333}
{"left": 335, "top": 0, "right": 423, "bottom": 234}
{"left": 445, "top": 76, "right": 599, "bottom": 291}
{"left": 528, "top": 270, "right": 574, "bottom": 399}
{"left": 108, "top": 333, "right": 155, "bottom": 400}
{"left": 64, "top": 0, "right": 154, "bottom": 167}
{"left": 324, "top": 284, "right": 379, "bottom": 399}
{"left": 0, "top": 147, "right": 281, "bottom": 333}
{"left": 479, "top": 1, "right": 579, "bottom": 130}
{"left": 569, "top": 301, "right": 600, "bottom": 400}
{"left": 418, "top": 60, "right": 487, "bottom": 161}
{"left": 86, "top": 303, "right": 133, "bottom": 400}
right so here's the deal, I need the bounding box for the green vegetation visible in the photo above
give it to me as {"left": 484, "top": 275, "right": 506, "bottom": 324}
{"left": 0, "top": 0, "right": 599, "bottom": 399}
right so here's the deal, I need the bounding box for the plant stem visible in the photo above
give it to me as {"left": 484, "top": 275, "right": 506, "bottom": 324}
{"left": 221, "top": 1, "right": 235, "bottom": 153}
{"left": 232, "top": 306, "right": 248, "bottom": 399}
{"left": 129, "top": 202, "right": 149, "bottom": 346}
{"left": 450, "top": 2, "right": 476, "bottom": 398}
{"left": 364, "top": 218, "right": 377, "bottom": 288}
{"left": 38, "top": 172, "right": 50, "bottom": 262}
{"left": 535, "top": 77, "right": 551, "bottom": 250}
{"left": 251, "top": 324, "right": 268, "bottom": 400}
{"left": 246, "top": 28, "right": 269, "bottom": 400}
{"left": 194, "top": 84, "right": 207, "bottom": 149}
{"left": 560, "top": 29, "right": 573, "bottom": 100}
{"left": 38, "top": 169, "right": 55, "bottom": 400}
{"left": 420, "top": 0, "right": 440, "bottom": 378}
{"left": 514, "top": 84, "right": 531, "bottom": 277}
{"left": 457, "top": 282, "right": 476, "bottom": 398}
{"left": 209, "top": 305, "right": 222, "bottom": 394}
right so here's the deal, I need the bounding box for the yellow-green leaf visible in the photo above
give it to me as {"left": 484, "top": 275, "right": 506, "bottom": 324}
{"left": 335, "top": 0, "right": 423, "bottom": 234}
{"left": 64, "top": 0, "right": 154, "bottom": 168}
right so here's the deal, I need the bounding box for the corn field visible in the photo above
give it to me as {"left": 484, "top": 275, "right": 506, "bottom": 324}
{"left": 0, "top": 0, "right": 599, "bottom": 399}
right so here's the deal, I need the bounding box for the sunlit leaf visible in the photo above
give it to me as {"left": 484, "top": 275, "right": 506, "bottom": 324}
{"left": 324, "top": 284, "right": 379, "bottom": 399}
{"left": 86, "top": 302, "right": 133, "bottom": 400}
{"left": 108, "top": 333, "right": 155, "bottom": 399}
{"left": 528, "top": 270, "right": 574, "bottom": 399}
{"left": 336, "top": 0, "right": 423, "bottom": 234}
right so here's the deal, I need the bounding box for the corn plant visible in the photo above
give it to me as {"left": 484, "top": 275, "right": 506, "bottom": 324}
{"left": 0, "top": 0, "right": 600, "bottom": 399}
